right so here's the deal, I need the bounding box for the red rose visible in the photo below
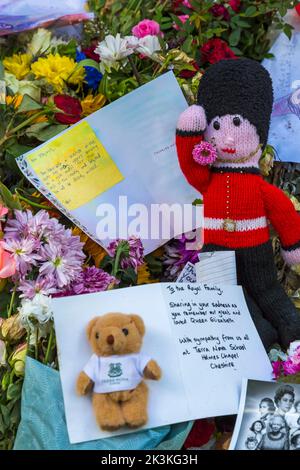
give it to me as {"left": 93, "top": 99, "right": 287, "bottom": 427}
{"left": 210, "top": 4, "right": 230, "bottom": 21}
{"left": 54, "top": 95, "right": 82, "bottom": 124}
{"left": 296, "top": 4, "right": 300, "bottom": 15}
{"left": 201, "top": 38, "right": 236, "bottom": 65}
{"left": 82, "top": 46, "right": 100, "bottom": 62}
{"left": 183, "top": 419, "right": 216, "bottom": 449}
{"left": 179, "top": 60, "right": 200, "bottom": 79}
{"left": 229, "top": 0, "right": 241, "bottom": 13}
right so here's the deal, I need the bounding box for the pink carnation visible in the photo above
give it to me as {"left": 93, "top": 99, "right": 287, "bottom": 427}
{"left": 192, "top": 141, "right": 217, "bottom": 165}
{"left": 272, "top": 361, "right": 282, "bottom": 380}
{"left": 283, "top": 359, "right": 300, "bottom": 376}
{"left": 132, "top": 19, "right": 163, "bottom": 38}
{"left": 290, "top": 346, "right": 300, "bottom": 365}
{"left": 173, "top": 15, "right": 189, "bottom": 30}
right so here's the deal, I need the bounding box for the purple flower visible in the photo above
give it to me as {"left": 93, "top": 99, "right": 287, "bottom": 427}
{"left": 18, "top": 275, "right": 57, "bottom": 299}
{"left": 3, "top": 237, "right": 41, "bottom": 276}
{"left": 4, "top": 209, "right": 51, "bottom": 241}
{"left": 107, "top": 236, "right": 144, "bottom": 272}
{"left": 39, "top": 241, "right": 85, "bottom": 288}
{"left": 70, "top": 267, "right": 117, "bottom": 295}
{"left": 176, "top": 232, "right": 201, "bottom": 265}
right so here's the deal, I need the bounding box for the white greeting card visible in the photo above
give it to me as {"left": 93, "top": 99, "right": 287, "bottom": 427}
{"left": 52, "top": 282, "right": 272, "bottom": 444}
{"left": 17, "top": 72, "right": 201, "bottom": 254}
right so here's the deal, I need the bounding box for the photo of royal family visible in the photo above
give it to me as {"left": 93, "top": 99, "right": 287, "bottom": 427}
{"left": 230, "top": 380, "right": 300, "bottom": 450}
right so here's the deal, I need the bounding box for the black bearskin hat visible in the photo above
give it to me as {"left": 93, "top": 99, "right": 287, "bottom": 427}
{"left": 197, "top": 58, "right": 274, "bottom": 149}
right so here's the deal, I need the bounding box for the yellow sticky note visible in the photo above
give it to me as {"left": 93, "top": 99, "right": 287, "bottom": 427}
{"left": 27, "top": 121, "right": 124, "bottom": 210}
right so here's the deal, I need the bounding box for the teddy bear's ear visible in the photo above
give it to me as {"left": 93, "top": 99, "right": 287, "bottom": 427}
{"left": 129, "top": 314, "right": 145, "bottom": 337}
{"left": 86, "top": 317, "right": 98, "bottom": 341}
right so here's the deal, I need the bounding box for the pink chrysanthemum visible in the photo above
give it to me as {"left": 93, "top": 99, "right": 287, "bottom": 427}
{"left": 192, "top": 141, "right": 217, "bottom": 165}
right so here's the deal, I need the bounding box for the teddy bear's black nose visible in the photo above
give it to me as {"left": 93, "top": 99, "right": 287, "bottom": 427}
{"left": 107, "top": 335, "right": 114, "bottom": 345}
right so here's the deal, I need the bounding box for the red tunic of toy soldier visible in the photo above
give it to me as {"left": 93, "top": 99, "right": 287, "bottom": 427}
{"left": 176, "top": 58, "right": 300, "bottom": 350}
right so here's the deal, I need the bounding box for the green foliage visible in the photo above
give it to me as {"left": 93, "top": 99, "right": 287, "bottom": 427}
{"left": 87, "top": 0, "right": 298, "bottom": 62}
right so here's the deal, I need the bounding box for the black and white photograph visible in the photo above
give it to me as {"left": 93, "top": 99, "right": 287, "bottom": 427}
{"left": 230, "top": 379, "right": 300, "bottom": 450}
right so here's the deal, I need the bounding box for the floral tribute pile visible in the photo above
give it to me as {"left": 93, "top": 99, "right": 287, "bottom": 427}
{"left": 0, "top": 0, "right": 300, "bottom": 450}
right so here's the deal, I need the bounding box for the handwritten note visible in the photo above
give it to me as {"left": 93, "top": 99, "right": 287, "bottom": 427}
{"left": 196, "top": 251, "right": 237, "bottom": 285}
{"left": 177, "top": 262, "right": 197, "bottom": 283}
{"left": 27, "top": 121, "right": 124, "bottom": 210}
{"left": 162, "top": 283, "right": 271, "bottom": 418}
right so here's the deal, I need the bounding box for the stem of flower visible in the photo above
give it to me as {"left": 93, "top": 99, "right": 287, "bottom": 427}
{"left": 35, "top": 327, "right": 39, "bottom": 360}
{"left": 7, "top": 285, "right": 17, "bottom": 318}
{"left": 112, "top": 244, "right": 123, "bottom": 277}
{"left": 44, "top": 324, "right": 54, "bottom": 365}
{"left": 15, "top": 191, "right": 57, "bottom": 211}
{"left": 7, "top": 110, "right": 47, "bottom": 135}
{"left": 128, "top": 56, "right": 143, "bottom": 86}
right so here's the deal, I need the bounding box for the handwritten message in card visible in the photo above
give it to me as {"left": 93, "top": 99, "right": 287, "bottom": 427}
{"left": 162, "top": 283, "right": 272, "bottom": 417}
{"left": 26, "top": 121, "right": 124, "bottom": 210}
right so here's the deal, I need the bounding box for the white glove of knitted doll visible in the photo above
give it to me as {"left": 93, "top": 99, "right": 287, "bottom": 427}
{"left": 177, "top": 104, "right": 207, "bottom": 134}
{"left": 176, "top": 105, "right": 217, "bottom": 166}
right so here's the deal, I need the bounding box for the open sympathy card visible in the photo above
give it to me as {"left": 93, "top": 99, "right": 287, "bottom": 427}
{"left": 52, "top": 282, "right": 272, "bottom": 444}
{"left": 16, "top": 72, "right": 200, "bottom": 255}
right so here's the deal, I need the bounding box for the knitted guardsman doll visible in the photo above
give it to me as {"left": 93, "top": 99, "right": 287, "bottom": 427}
{"left": 176, "top": 58, "right": 300, "bottom": 350}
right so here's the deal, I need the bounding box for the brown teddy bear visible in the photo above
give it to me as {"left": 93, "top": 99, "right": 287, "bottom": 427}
{"left": 76, "top": 312, "right": 162, "bottom": 431}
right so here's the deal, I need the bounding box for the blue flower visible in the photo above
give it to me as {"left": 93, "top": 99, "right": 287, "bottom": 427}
{"left": 76, "top": 49, "right": 102, "bottom": 92}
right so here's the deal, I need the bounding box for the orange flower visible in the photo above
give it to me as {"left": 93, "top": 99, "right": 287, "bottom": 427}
{"left": 6, "top": 94, "right": 23, "bottom": 108}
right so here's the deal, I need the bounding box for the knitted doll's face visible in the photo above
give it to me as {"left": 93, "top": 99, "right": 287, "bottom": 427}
{"left": 204, "top": 114, "right": 261, "bottom": 162}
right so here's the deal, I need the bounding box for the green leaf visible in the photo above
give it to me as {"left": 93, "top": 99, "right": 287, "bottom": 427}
{"left": 0, "top": 180, "right": 21, "bottom": 210}
{"left": 232, "top": 18, "right": 251, "bottom": 29}
{"left": 56, "top": 39, "right": 77, "bottom": 59}
{"left": 244, "top": 6, "right": 257, "bottom": 16}
{"left": 283, "top": 24, "right": 294, "bottom": 41}
{"left": 230, "top": 46, "right": 243, "bottom": 56}
{"left": 5, "top": 152, "right": 21, "bottom": 173}
{"left": 229, "top": 28, "right": 241, "bottom": 47}
{"left": 25, "top": 122, "right": 49, "bottom": 137}
{"left": 0, "top": 404, "right": 10, "bottom": 427}
{"left": 192, "top": 198, "right": 203, "bottom": 206}
{"left": 16, "top": 94, "right": 42, "bottom": 113}
{"left": 26, "top": 123, "right": 68, "bottom": 141}
{"left": 77, "top": 59, "right": 100, "bottom": 71}
{"left": 6, "top": 382, "right": 22, "bottom": 401}
{"left": 182, "top": 35, "right": 193, "bottom": 54}
{"left": 1, "top": 371, "right": 11, "bottom": 392}
{"left": 6, "top": 142, "right": 33, "bottom": 158}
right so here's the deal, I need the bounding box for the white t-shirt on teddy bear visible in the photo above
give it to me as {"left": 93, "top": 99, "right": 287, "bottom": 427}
{"left": 83, "top": 353, "right": 151, "bottom": 393}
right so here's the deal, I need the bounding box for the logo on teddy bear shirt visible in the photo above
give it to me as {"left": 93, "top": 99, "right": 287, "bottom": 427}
{"left": 108, "top": 362, "right": 123, "bottom": 378}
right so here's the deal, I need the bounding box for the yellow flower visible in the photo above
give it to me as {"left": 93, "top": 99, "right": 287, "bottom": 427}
{"left": 81, "top": 93, "right": 106, "bottom": 117}
{"left": 26, "top": 109, "right": 48, "bottom": 123}
{"left": 6, "top": 94, "right": 23, "bottom": 108}
{"left": 72, "top": 227, "right": 106, "bottom": 266}
{"left": 0, "top": 314, "right": 25, "bottom": 342}
{"left": 31, "top": 54, "right": 85, "bottom": 93}
{"left": 137, "top": 263, "right": 158, "bottom": 285}
{"left": 3, "top": 53, "right": 31, "bottom": 80}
